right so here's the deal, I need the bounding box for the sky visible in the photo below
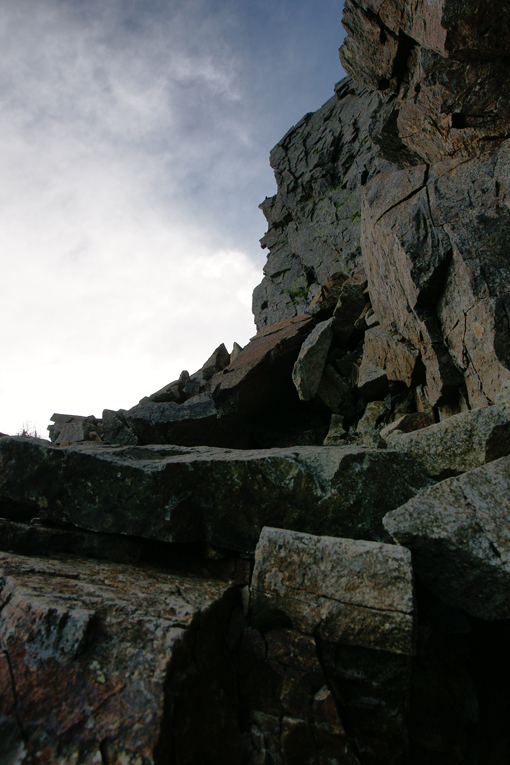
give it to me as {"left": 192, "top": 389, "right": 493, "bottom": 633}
{"left": 0, "top": 0, "right": 346, "bottom": 438}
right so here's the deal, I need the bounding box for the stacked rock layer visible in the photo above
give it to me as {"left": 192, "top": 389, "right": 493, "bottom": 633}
{"left": 2, "top": 1, "right": 510, "bottom": 763}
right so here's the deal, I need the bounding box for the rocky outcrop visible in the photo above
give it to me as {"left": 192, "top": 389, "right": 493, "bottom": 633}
{"left": 3, "top": 0, "right": 510, "bottom": 761}
{"left": 384, "top": 455, "right": 510, "bottom": 620}
{"left": 252, "top": 81, "right": 397, "bottom": 330}
{"left": 0, "top": 437, "right": 430, "bottom": 551}
{"left": 0, "top": 551, "right": 242, "bottom": 764}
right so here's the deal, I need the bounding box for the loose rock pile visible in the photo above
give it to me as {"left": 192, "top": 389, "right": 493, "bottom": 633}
{"left": 2, "top": 1, "right": 510, "bottom": 762}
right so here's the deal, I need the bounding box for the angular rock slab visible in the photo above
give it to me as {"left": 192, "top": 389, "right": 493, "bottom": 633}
{"left": 384, "top": 455, "right": 510, "bottom": 619}
{"left": 0, "top": 437, "right": 430, "bottom": 552}
{"left": 292, "top": 317, "right": 335, "bottom": 401}
{"left": 0, "top": 551, "right": 242, "bottom": 764}
{"left": 251, "top": 527, "right": 415, "bottom": 655}
{"left": 387, "top": 401, "right": 510, "bottom": 477}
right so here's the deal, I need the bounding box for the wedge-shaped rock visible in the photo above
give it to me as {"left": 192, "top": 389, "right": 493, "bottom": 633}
{"left": 251, "top": 527, "right": 415, "bottom": 654}
{"left": 292, "top": 318, "right": 335, "bottom": 401}
{"left": 0, "top": 437, "right": 430, "bottom": 552}
{"left": 0, "top": 551, "right": 242, "bottom": 764}
{"left": 387, "top": 402, "right": 510, "bottom": 477}
{"left": 384, "top": 455, "right": 510, "bottom": 619}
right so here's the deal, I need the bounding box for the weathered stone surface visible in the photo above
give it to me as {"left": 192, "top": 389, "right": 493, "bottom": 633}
{"left": 200, "top": 343, "right": 231, "bottom": 380}
{"left": 292, "top": 318, "right": 335, "bottom": 401}
{"left": 384, "top": 455, "right": 510, "bottom": 619}
{"left": 0, "top": 551, "right": 242, "bottom": 764}
{"left": 102, "top": 408, "right": 138, "bottom": 445}
{"left": 362, "top": 148, "right": 510, "bottom": 408}
{"left": 356, "top": 399, "right": 386, "bottom": 447}
{"left": 332, "top": 274, "right": 368, "bottom": 343}
{"left": 251, "top": 527, "right": 415, "bottom": 654}
{"left": 238, "top": 625, "right": 360, "bottom": 765}
{"left": 0, "top": 518, "right": 141, "bottom": 563}
{"left": 340, "top": 1, "right": 510, "bottom": 164}
{"left": 352, "top": 0, "right": 510, "bottom": 59}
{"left": 323, "top": 414, "right": 347, "bottom": 445}
{"left": 380, "top": 411, "right": 435, "bottom": 440}
{"left": 0, "top": 437, "right": 430, "bottom": 551}
{"left": 355, "top": 353, "right": 389, "bottom": 397}
{"left": 387, "top": 401, "right": 510, "bottom": 477}
{"left": 316, "top": 364, "right": 353, "bottom": 414}
{"left": 212, "top": 314, "right": 315, "bottom": 413}
{"left": 306, "top": 271, "right": 348, "bottom": 316}
{"left": 124, "top": 398, "right": 218, "bottom": 446}
{"left": 48, "top": 413, "right": 103, "bottom": 445}
{"left": 253, "top": 79, "right": 396, "bottom": 330}
{"left": 363, "top": 325, "right": 419, "bottom": 388}
{"left": 320, "top": 641, "right": 412, "bottom": 765}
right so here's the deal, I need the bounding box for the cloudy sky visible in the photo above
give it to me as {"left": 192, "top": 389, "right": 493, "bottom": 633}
{"left": 1, "top": 0, "right": 346, "bottom": 437}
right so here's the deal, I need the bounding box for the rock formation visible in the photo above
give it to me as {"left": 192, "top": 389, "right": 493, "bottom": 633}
{"left": 2, "top": 0, "right": 510, "bottom": 762}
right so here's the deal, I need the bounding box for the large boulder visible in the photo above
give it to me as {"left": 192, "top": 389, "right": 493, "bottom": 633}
{"left": 0, "top": 437, "right": 430, "bottom": 552}
{"left": 249, "top": 528, "right": 415, "bottom": 764}
{"left": 251, "top": 527, "right": 415, "bottom": 655}
{"left": 0, "top": 551, "right": 242, "bottom": 764}
{"left": 386, "top": 401, "right": 510, "bottom": 477}
{"left": 384, "top": 455, "right": 510, "bottom": 619}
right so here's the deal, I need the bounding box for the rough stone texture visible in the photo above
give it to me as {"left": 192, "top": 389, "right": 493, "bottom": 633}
{"left": 0, "top": 518, "right": 141, "bottom": 564}
{"left": 48, "top": 413, "right": 103, "bottom": 445}
{"left": 252, "top": 79, "right": 396, "bottom": 330}
{"left": 292, "top": 318, "right": 335, "bottom": 401}
{"left": 0, "top": 437, "right": 430, "bottom": 552}
{"left": 249, "top": 528, "right": 414, "bottom": 765}
{"left": 340, "top": 1, "right": 510, "bottom": 164}
{"left": 323, "top": 414, "right": 347, "bottom": 445}
{"left": 102, "top": 408, "right": 138, "bottom": 445}
{"left": 380, "top": 411, "right": 435, "bottom": 440}
{"left": 237, "top": 625, "right": 361, "bottom": 765}
{"left": 362, "top": 148, "right": 510, "bottom": 409}
{"left": 384, "top": 455, "right": 510, "bottom": 619}
{"left": 199, "top": 342, "right": 231, "bottom": 380}
{"left": 387, "top": 401, "right": 510, "bottom": 477}
{"left": 124, "top": 398, "right": 219, "bottom": 446}
{"left": 251, "top": 527, "right": 415, "bottom": 654}
{"left": 363, "top": 325, "right": 419, "bottom": 388}
{"left": 0, "top": 551, "right": 242, "bottom": 764}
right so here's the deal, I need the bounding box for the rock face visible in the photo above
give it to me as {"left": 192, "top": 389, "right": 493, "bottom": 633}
{"left": 0, "top": 437, "right": 430, "bottom": 551}
{"left": 251, "top": 528, "right": 415, "bottom": 655}
{"left": 249, "top": 528, "right": 414, "bottom": 764}
{"left": 384, "top": 455, "right": 510, "bottom": 620}
{"left": 3, "top": 0, "right": 510, "bottom": 761}
{"left": 252, "top": 81, "right": 396, "bottom": 330}
{"left": 0, "top": 551, "right": 242, "bottom": 764}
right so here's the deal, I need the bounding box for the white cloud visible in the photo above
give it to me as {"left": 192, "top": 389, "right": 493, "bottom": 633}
{"left": 0, "top": 0, "right": 346, "bottom": 437}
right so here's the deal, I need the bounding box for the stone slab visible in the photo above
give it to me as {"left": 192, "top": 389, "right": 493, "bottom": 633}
{"left": 0, "top": 551, "right": 242, "bottom": 764}
{"left": 384, "top": 455, "right": 510, "bottom": 619}
{"left": 251, "top": 527, "right": 415, "bottom": 654}
{"left": 0, "top": 437, "right": 431, "bottom": 552}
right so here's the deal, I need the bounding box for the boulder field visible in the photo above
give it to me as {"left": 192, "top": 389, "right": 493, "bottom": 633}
{"left": 2, "top": 1, "right": 510, "bottom": 762}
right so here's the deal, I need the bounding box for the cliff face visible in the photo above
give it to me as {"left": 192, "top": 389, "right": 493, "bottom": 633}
{"left": 252, "top": 81, "right": 396, "bottom": 330}
{"left": 2, "top": 2, "right": 510, "bottom": 764}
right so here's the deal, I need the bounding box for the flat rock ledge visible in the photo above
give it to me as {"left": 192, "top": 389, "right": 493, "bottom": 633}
{"left": 386, "top": 401, "right": 510, "bottom": 477}
{"left": 383, "top": 455, "right": 510, "bottom": 619}
{"left": 0, "top": 437, "right": 430, "bottom": 552}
